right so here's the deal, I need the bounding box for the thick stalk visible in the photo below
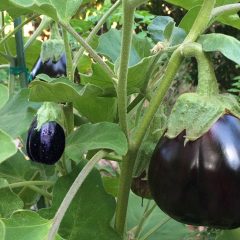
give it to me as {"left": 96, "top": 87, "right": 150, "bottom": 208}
{"left": 181, "top": 43, "right": 219, "bottom": 96}
{"left": 14, "top": 17, "right": 28, "bottom": 88}
{"left": 211, "top": 3, "right": 240, "bottom": 19}
{"left": 117, "top": 3, "right": 135, "bottom": 138}
{"left": 48, "top": 150, "right": 107, "bottom": 240}
{"left": 62, "top": 28, "right": 73, "bottom": 81}
{"left": 24, "top": 16, "right": 52, "bottom": 50}
{"left": 114, "top": 0, "right": 216, "bottom": 236}
{"left": 72, "top": 0, "right": 121, "bottom": 72}
{"left": 9, "top": 180, "right": 53, "bottom": 189}
{"left": 184, "top": 0, "right": 216, "bottom": 43}
{"left": 59, "top": 21, "right": 115, "bottom": 79}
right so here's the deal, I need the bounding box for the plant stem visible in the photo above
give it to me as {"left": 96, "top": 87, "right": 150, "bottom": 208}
{"left": 62, "top": 28, "right": 73, "bottom": 81}
{"left": 117, "top": 3, "right": 135, "bottom": 139}
{"left": 134, "top": 202, "right": 156, "bottom": 238}
{"left": 0, "top": 14, "right": 38, "bottom": 46}
{"left": 59, "top": 21, "right": 115, "bottom": 79}
{"left": 211, "top": 3, "right": 240, "bottom": 19}
{"left": 138, "top": 217, "right": 171, "bottom": 240}
{"left": 24, "top": 16, "right": 52, "bottom": 50}
{"left": 114, "top": 0, "right": 216, "bottom": 236}
{"left": 14, "top": 17, "right": 28, "bottom": 88}
{"left": 8, "top": 180, "right": 54, "bottom": 189}
{"left": 28, "top": 185, "right": 52, "bottom": 199}
{"left": 48, "top": 150, "right": 107, "bottom": 240}
{"left": 181, "top": 43, "right": 219, "bottom": 95}
{"left": 72, "top": 0, "right": 122, "bottom": 72}
{"left": 184, "top": 0, "right": 216, "bottom": 43}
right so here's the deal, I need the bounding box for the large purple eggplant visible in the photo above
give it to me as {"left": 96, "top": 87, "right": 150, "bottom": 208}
{"left": 148, "top": 114, "right": 240, "bottom": 229}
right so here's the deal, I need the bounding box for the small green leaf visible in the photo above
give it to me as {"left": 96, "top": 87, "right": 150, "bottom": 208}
{"left": 66, "top": 122, "right": 128, "bottom": 161}
{"left": 218, "top": 229, "right": 240, "bottom": 240}
{"left": 198, "top": 33, "right": 240, "bottom": 65}
{"left": 0, "top": 84, "right": 9, "bottom": 110}
{"left": 148, "top": 16, "right": 186, "bottom": 46}
{"left": 0, "top": 130, "right": 17, "bottom": 163}
{"left": 0, "top": 152, "right": 51, "bottom": 208}
{"left": 39, "top": 165, "right": 120, "bottom": 240}
{"left": 179, "top": 6, "right": 201, "bottom": 33}
{"left": 0, "top": 180, "right": 24, "bottom": 218}
{"left": 1, "top": 211, "right": 64, "bottom": 240}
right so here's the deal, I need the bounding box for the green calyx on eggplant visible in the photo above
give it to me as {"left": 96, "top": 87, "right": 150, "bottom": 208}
{"left": 26, "top": 102, "right": 65, "bottom": 165}
{"left": 26, "top": 118, "right": 65, "bottom": 165}
{"left": 148, "top": 114, "right": 240, "bottom": 229}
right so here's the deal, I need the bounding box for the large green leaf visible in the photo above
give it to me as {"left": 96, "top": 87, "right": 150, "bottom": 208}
{"left": 0, "top": 130, "right": 17, "bottom": 164}
{"left": 66, "top": 122, "right": 128, "bottom": 161}
{"left": 81, "top": 53, "right": 160, "bottom": 95}
{"left": 0, "top": 85, "right": 9, "bottom": 110}
{"left": 198, "top": 33, "right": 240, "bottom": 65}
{"left": 29, "top": 78, "right": 117, "bottom": 122}
{"left": 96, "top": 29, "right": 153, "bottom": 66}
{"left": 127, "top": 193, "right": 190, "bottom": 239}
{"left": 0, "top": 89, "right": 39, "bottom": 138}
{"left": 39, "top": 165, "right": 120, "bottom": 240}
{"left": 1, "top": 0, "right": 83, "bottom": 22}
{"left": 1, "top": 211, "right": 64, "bottom": 240}
{"left": 0, "top": 1, "right": 30, "bottom": 18}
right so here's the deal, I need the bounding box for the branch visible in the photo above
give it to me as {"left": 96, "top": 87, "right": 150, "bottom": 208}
{"left": 72, "top": 0, "right": 121, "bottom": 72}
{"left": 48, "top": 150, "right": 107, "bottom": 240}
{"left": 211, "top": 3, "right": 240, "bottom": 19}
{"left": 59, "top": 21, "right": 116, "bottom": 79}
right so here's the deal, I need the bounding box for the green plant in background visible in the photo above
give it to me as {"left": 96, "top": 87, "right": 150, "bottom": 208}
{"left": 0, "top": 0, "right": 240, "bottom": 240}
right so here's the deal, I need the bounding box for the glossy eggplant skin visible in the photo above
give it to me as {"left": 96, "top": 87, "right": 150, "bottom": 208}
{"left": 26, "top": 119, "right": 65, "bottom": 165}
{"left": 29, "top": 54, "right": 66, "bottom": 80}
{"left": 148, "top": 114, "right": 240, "bottom": 229}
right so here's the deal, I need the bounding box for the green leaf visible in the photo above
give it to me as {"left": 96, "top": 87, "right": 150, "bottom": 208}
{"left": 0, "top": 130, "right": 17, "bottom": 164}
{"left": 164, "top": 0, "right": 239, "bottom": 10}
{"left": 96, "top": 29, "right": 153, "bottom": 66}
{"left": 198, "top": 33, "right": 240, "bottom": 65}
{"left": 0, "top": 89, "right": 39, "bottom": 138}
{"left": 217, "top": 14, "right": 240, "bottom": 30}
{"left": 0, "top": 85, "right": 9, "bottom": 110}
{"left": 0, "top": 1, "right": 30, "bottom": 18}
{"left": 166, "top": 93, "right": 240, "bottom": 141}
{"left": 2, "top": 0, "right": 83, "bottom": 22}
{"left": 179, "top": 6, "right": 201, "bottom": 33}
{"left": 66, "top": 122, "right": 128, "bottom": 161}
{"left": 29, "top": 78, "right": 117, "bottom": 122}
{"left": 218, "top": 229, "right": 240, "bottom": 240}
{"left": 127, "top": 193, "right": 190, "bottom": 239}
{"left": 1, "top": 211, "right": 64, "bottom": 240}
{"left": 0, "top": 178, "right": 23, "bottom": 218}
{"left": 0, "top": 152, "right": 51, "bottom": 208}
{"left": 81, "top": 54, "right": 162, "bottom": 95}
{"left": 39, "top": 165, "right": 120, "bottom": 240}
{"left": 148, "top": 16, "right": 186, "bottom": 46}
{"left": 0, "top": 38, "right": 41, "bottom": 70}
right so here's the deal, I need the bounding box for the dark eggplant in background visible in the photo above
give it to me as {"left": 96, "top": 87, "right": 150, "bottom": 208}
{"left": 148, "top": 114, "right": 240, "bottom": 229}
{"left": 26, "top": 119, "right": 65, "bottom": 165}
{"left": 29, "top": 53, "right": 67, "bottom": 80}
